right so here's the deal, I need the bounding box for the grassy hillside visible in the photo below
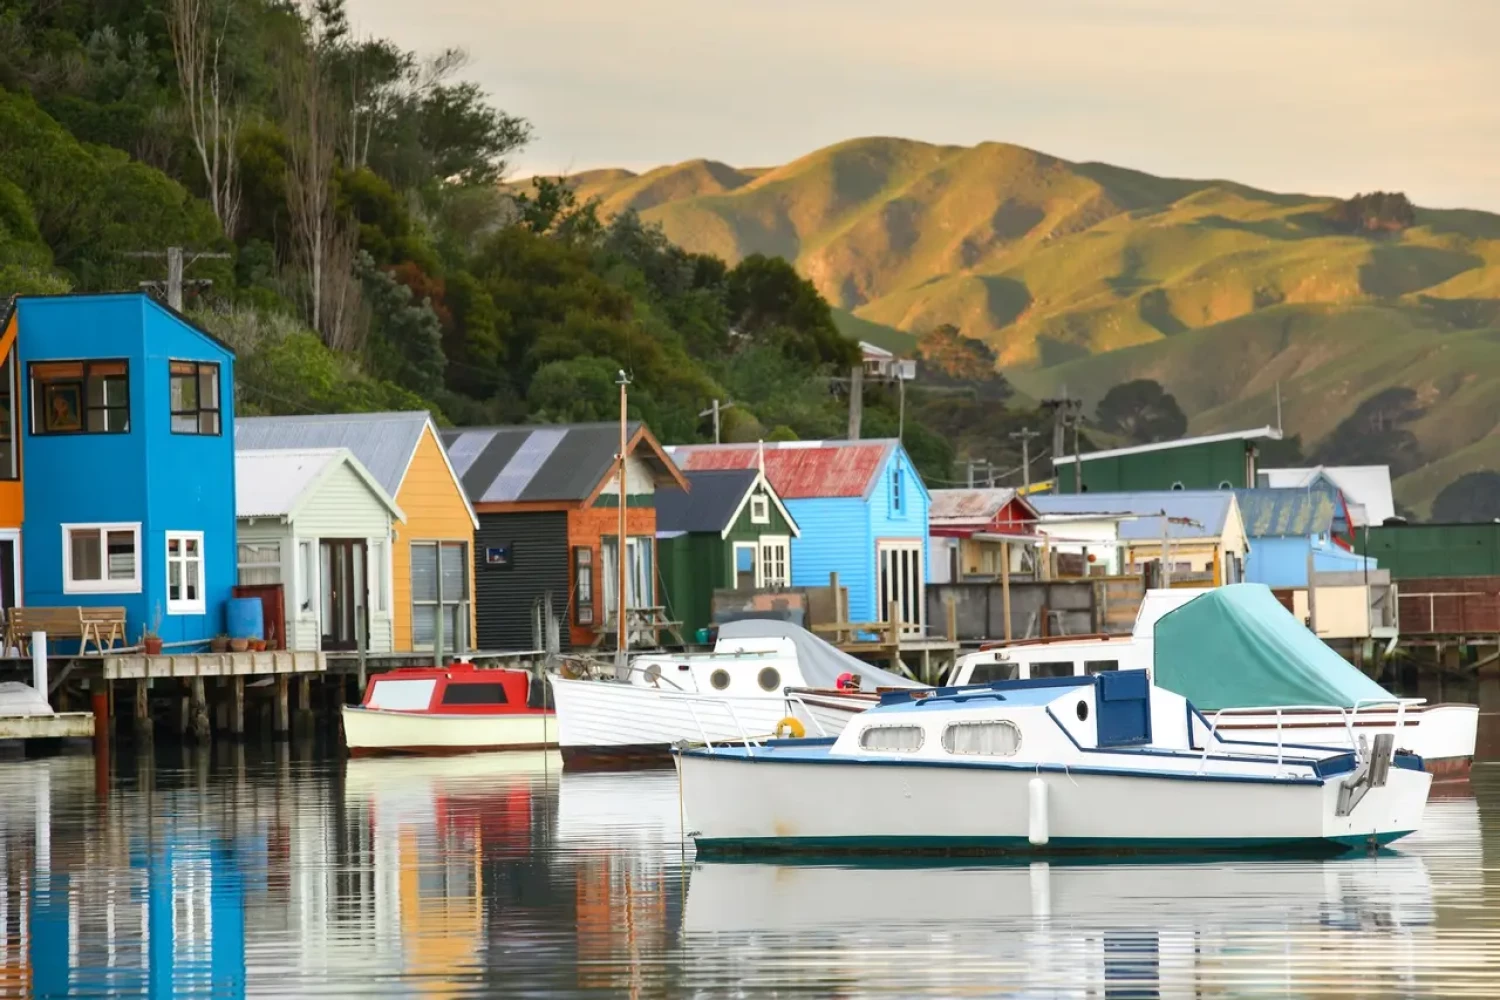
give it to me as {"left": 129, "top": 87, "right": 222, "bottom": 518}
{"left": 560, "top": 138, "right": 1500, "bottom": 513}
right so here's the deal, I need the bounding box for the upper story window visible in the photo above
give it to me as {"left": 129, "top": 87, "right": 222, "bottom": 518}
{"left": 170, "top": 360, "right": 221, "bottom": 435}
{"left": 0, "top": 353, "right": 17, "bottom": 480}
{"left": 30, "top": 360, "right": 129, "bottom": 435}
{"left": 749, "top": 494, "right": 769, "bottom": 524}
{"left": 891, "top": 465, "right": 903, "bottom": 514}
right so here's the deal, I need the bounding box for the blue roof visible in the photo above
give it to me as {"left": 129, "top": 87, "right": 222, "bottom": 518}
{"left": 1030, "top": 491, "right": 1234, "bottom": 539}
{"left": 1233, "top": 488, "right": 1336, "bottom": 538}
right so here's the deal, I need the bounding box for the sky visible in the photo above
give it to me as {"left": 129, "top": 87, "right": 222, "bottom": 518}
{"left": 349, "top": 0, "right": 1500, "bottom": 211}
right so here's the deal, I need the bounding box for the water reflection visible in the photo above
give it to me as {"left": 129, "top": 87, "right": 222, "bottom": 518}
{"left": 0, "top": 742, "right": 1494, "bottom": 997}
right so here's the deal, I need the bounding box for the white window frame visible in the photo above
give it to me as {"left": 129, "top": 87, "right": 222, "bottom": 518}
{"left": 759, "top": 536, "right": 790, "bottom": 587}
{"left": 62, "top": 522, "right": 141, "bottom": 595}
{"left": 749, "top": 494, "right": 770, "bottom": 524}
{"left": 731, "top": 541, "right": 760, "bottom": 588}
{"left": 165, "top": 530, "right": 206, "bottom": 615}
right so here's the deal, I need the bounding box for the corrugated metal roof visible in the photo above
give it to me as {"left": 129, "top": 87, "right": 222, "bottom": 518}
{"left": 930, "top": 488, "right": 1021, "bottom": 525}
{"left": 1259, "top": 466, "right": 1395, "bottom": 526}
{"left": 1233, "top": 488, "right": 1336, "bottom": 538}
{"left": 1031, "top": 491, "right": 1234, "bottom": 539}
{"left": 656, "top": 469, "right": 758, "bottom": 533}
{"left": 235, "top": 448, "right": 346, "bottom": 518}
{"left": 669, "top": 440, "right": 896, "bottom": 499}
{"left": 236, "top": 412, "right": 428, "bottom": 497}
{"left": 440, "top": 422, "right": 681, "bottom": 504}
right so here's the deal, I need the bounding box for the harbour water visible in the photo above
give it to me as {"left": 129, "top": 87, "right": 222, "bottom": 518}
{"left": 2, "top": 685, "right": 1499, "bottom": 998}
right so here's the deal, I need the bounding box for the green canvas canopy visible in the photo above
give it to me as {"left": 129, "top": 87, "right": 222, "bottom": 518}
{"left": 1153, "top": 584, "right": 1393, "bottom": 711}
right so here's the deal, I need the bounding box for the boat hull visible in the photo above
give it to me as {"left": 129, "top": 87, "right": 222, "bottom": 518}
{"left": 679, "top": 752, "right": 1430, "bottom": 857}
{"left": 341, "top": 706, "right": 556, "bottom": 756}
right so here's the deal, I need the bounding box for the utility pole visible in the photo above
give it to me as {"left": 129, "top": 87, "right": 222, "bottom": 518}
{"left": 698, "top": 399, "right": 736, "bottom": 444}
{"left": 966, "top": 458, "right": 988, "bottom": 489}
{"left": 126, "top": 245, "right": 230, "bottom": 310}
{"left": 1010, "top": 426, "right": 1039, "bottom": 491}
{"left": 847, "top": 364, "right": 864, "bottom": 441}
{"left": 1041, "top": 390, "right": 1083, "bottom": 492}
{"left": 616, "top": 370, "right": 631, "bottom": 672}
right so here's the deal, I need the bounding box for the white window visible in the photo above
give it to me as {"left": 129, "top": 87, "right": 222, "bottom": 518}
{"left": 601, "top": 536, "right": 653, "bottom": 618}
{"left": 942, "top": 721, "right": 1022, "bottom": 756}
{"left": 367, "top": 677, "right": 436, "bottom": 711}
{"left": 237, "top": 541, "right": 281, "bottom": 586}
{"left": 859, "top": 725, "right": 924, "bottom": 752}
{"left": 371, "top": 539, "right": 388, "bottom": 613}
{"left": 759, "top": 537, "right": 790, "bottom": 587}
{"left": 165, "top": 531, "right": 205, "bottom": 615}
{"left": 412, "top": 540, "right": 470, "bottom": 652}
{"left": 749, "top": 494, "right": 770, "bottom": 524}
{"left": 62, "top": 523, "right": 140, "bottom": 594}
{"left": 891, "top": 465, "right": 903, "bottom": 513}
{"left": 298, "top": 540, "right": 315, "bottom": 612}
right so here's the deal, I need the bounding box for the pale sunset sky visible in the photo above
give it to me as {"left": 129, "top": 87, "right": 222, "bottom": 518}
{"left": 349, "top": 0, "right": 1499, "bottom": 210}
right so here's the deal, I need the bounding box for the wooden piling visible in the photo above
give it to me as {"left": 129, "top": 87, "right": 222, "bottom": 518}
{"left": 297, "top": 674, "right": 313, "bottom": 732}
{"left": 887, "top": 600, "right": 902, "bottom": 675}
{"left": 230, "top": 676, "right": 245, "bottom": 739}
{"left": 188, "top": 678, "right": 211, "bottom": 743}
{"left": 274, "top": 675, "right": 290, "bottom": 738}
{"left": 1001, "top": 541, "right": 1013, "bottom": 641}
{"left": 134, "top": 679, "right": 150, "bottom": 739}
{"left": 91, "top": 678, "right": 110, "bottom": 780}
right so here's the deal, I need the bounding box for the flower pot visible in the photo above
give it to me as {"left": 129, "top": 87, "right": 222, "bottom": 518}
{"left": 251, "top": 639, "right": 266, "bottom": 652}
{"left": 210, "top": 636, "right": 229, "bottom": 653}
{"left": 143, "top": 636, "right": 163, "bottom": 656}
{"left": 230, "top": 638, "right": 249, "bottom": 653}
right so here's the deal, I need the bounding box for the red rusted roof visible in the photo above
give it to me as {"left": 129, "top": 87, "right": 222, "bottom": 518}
{"left": 670, "top": 441, "right": 894, "bottom": 499}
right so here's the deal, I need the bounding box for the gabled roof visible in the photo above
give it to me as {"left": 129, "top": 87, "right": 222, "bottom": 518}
{"left": 1258, "top": 466, "right": 1395, "bottom": 526}
{"left": 236, "top": 448, "right": 404, "bottom": 522}
{"left": 1051, "top": 426, "right": 1281, "bottom": 466}
{"left": 440, "top": 422, "right": 687, "bottom": 506}
{"left": 1233, "top": 488, "right": 1336, "bottom": 538}
{"left": 1031, "top": 491, "right": 1236, "bottom": 540}
{"left": 236, "top": 411, "right": 476, "bottom": 528}
{"left": 669, "top": 440, "right": 906, "bottom": 501}
{"left": 929, "top": 488, "right": 1039, "bottom": 526}
{"left": 656, "top": 469, "right": 800, "bottom": 538}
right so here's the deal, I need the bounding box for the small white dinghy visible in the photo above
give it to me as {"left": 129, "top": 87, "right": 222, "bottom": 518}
{"left": 677, "top": 670, "right": 1430, "bottom": 857}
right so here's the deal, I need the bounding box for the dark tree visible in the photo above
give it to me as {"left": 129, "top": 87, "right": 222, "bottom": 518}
{"left": 1094, "top": 379, "right": 1188, "bottom": 444}
{"left": 1312, "top": 387, "right": 1424, "bottom": 476}
{"left": 1257, "top": 433, "right": 1305, "bottom": 468}
{"left": 1432, "top": 472, "right": 1500, "bottom": 523}
{"left": 1324, "top": 191, "right": 1416, "bottom": 235}
{"left": 915, "top": 323, "right": 1012, "bottom": 402}
{"left": 725, "top": 253, "right": 858, "bottom": 367}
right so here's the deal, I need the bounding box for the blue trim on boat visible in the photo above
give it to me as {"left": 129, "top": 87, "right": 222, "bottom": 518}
{"left": 878, "top": 673, "right": 1093, "bottom": 707}
{"left": 693, "top": 829, "right": 1415, "bottom": 858}
{"left": 1041, "top": 706, "right": 1325, "bottom": 774}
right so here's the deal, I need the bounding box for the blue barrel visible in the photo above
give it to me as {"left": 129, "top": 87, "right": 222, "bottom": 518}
{"left": 226, "top": 597, "right": 264, "bottom": 640}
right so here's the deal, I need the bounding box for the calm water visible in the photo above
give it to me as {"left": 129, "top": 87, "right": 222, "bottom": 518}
{"left": 2, "top": 680, "right": 1500, "bottom": 998}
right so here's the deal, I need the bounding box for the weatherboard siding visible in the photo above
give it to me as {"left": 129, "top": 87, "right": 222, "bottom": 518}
{"left": 1245, "top": 536, "right": 1374, "bottom": 588}
{"left": 566, "top": 505, "right": 656, "bottom": 649}
{"left": 786, "top": 498, "right": 872, "bottom": 621}
{"left": 290, "top": 461, "right": 396, "bottom": 653}
{"left": 474, "top": 510, "right": 569, "bottom": 653}
{"left": 392, "top": 426, "right": 475, "bottom": 652}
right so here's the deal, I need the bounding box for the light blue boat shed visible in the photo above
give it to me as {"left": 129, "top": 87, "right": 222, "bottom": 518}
{"left": 669, "top": 440, "right": 932, "bottom": 631}
{"left": 15, "top": 293, "right": 237, "bottom": 647}
{"left": 1234, "top": 487, "right": 1375, "bottom": 588}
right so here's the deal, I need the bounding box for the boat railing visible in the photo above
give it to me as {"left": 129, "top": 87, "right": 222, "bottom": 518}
{"left": 783, "top": 691, "right": 831, "bottom": 738}
{"left": 1202, "top": 698, "right": 1425, "bottom": 777}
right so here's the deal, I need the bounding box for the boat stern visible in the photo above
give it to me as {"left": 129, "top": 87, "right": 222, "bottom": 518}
{"left": 1319, "top": 746, "right": 1431, "bottom": 849}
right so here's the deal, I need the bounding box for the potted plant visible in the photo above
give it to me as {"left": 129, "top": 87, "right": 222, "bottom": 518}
{"left": 142, "top": 603, "right": 164, "bottom": 656}
{"left": 250, "top": 637, "right": 266, "bottom": 652}
{"left": 210, "top": 634, "right": 230, "bottom": 653}
{"left": 230, "top": 637, "right": 249, "bottom": 652}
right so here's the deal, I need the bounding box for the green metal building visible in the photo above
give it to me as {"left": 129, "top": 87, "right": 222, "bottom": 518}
{"left": 1053, "top": 427, "right": 1282, "bottom": 494}
{"left": 1355, "top": 522, "right": 1500, "bottom": 578}
{"left": 656, "top": 468, "right": 800, "bottom": 640}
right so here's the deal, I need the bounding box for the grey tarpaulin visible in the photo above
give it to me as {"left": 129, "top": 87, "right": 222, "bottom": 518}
{"left": 715, "top": 618, "right": 923, "bottom": 690}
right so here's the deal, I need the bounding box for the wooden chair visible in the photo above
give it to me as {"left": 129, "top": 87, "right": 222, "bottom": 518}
{"left": 5, "top": 606, "right": 129, "bottom": 655}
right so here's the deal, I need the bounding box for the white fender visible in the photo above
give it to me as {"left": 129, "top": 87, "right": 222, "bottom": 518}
{"left": 1028, "top": 777, "right": 1049, "bottom": 846}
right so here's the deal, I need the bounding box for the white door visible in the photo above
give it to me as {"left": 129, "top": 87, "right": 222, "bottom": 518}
{"left": 877, "top": 540, "right": 925, "bottom": 635}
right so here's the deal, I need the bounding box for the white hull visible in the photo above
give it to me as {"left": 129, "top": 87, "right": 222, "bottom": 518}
{"left": 341, "top": 705, "right": 556, "bottom": 755}
{"left": 679, "top": 754, "right": 1430, "bottom": 854}
{"left": 549, "top": 674, "right": 794, "bottom": 753}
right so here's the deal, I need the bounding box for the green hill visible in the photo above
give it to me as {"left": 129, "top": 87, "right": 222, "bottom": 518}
{"left": 560, "top": 138, "right": 1500, "bottom": 514}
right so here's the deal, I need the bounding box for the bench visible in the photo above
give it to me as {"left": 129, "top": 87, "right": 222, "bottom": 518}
{"left": 4, "top": 606, "right": 128, "bottom": 655}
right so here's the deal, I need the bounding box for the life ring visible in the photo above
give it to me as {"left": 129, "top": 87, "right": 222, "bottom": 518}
{"left": 774, "top": 716, "right": 807, "bottom": 739}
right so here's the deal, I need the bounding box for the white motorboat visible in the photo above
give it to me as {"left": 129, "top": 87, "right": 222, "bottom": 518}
{"left": 950, "top": 585, "right": 1478, "bottom": 778}
{"left": 549, "top": 619, "right": 921, "bottom": 768}
{"left": 677, "top": 669, "right": 1431, "bottom": 856}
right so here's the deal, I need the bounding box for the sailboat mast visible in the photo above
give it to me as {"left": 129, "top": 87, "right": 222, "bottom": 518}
{"left": 617, "top": 371, "right": 630, "bottom": 665}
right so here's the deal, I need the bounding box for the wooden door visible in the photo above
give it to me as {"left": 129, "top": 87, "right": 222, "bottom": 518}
{"left": 320, "top": 539, "right": 366, "bottom": 651}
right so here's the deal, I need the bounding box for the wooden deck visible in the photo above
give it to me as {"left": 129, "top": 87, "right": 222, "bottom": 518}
{"left": 0, "top": 712, "right": 93, "bottom": 740}
{"left": 102, "top": 650, "right": 326, "bottom": 679}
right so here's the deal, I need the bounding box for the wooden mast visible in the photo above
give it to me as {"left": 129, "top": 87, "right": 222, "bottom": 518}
{"left": 616, "top": 370, "right": 630, "bottom": 667}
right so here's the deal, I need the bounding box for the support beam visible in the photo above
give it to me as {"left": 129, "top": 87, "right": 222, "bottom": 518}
{"left": 297, "top": 674, "right": 313, "bottom": 732}
{"left": 230, "top": 676, "right": 245, "bottom": 739}
{"left": 274, "top": 676, "right": 290, "bottom": 738}
{"left": 134, "top": 679, "right": 150, "bottom": 739}
{"left": 188, "top": 677, "right": 211, "bottom": 743}
{"left": 1001, "top": 542, "right": 1013, "bottom": 642}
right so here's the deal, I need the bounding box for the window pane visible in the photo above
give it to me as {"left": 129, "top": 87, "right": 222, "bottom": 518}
{"left": 858, "top": 726, "right": 924, "bottom": 752}
{"left": 441, "top": 682, "right": 508, "bottom": 705}
{"left": 411, "top": 543, "right": 438, "bottom": 601}
{"left": 1032, "top": 661, "right": 1075, "bottom": 678}
{"left": 106, "top": 530, "right": 135, "bottom": 580}
{"left": 186, "top": 559, "right": 199, "bottom": 601}
{"left": 169, "top": 559, "right": 181, "bottom": 601}
{"left": 199, "top": 365, "right": 218, "bottom": 408}
{"left": 368, "top": 678, "right": 436, "bottom": 711}
{"left": 1085, "top": 660, "right": 1119, "bottom": 675}
{"left": 942, "top": 721, "right": 1021, "bottom": 756}
{"left": 70, "top": 529, "right": 102, "bottom": 582}
{"left": 172, "top": 414, "right": 197, "bottom": 433}
{"left": 440, "top": 543, "right": 466, "bottom": 600}
{"left": 412, "top": 604, "right": 437, "bottom": 646}
{"left": 199, "top": 410, "right": 218, "bottom": 435}
{"left": 168, "top": 538, "right": 180, "bottom": 556}
{"left": 443, "top": 603, "right": 467, "bottom": 652}
{"left": 970, "top": 660, "right": 1019, "bottom": 684}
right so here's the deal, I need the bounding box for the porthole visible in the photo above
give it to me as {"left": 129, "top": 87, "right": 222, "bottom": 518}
{"left": 757, "top": 666, "right": 782, "bottom": 692}
{"left": 1076, "top": 700, "right": 1090, "bottom": 722}
{"left": 710, "top": 669, "right": 731, "bottom": 690}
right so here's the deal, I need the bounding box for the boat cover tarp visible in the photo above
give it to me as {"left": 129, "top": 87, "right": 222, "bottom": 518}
{"left": 0, "top": 682, "right": 55, "bottom": 717}
{"left": 715, "top": 619, "right": 923, "bottom": 690}
{"left": 1154, "top": 584, "right": 1392, "bottom": 710}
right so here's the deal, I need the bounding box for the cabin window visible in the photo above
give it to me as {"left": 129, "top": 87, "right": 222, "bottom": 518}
{"left": 942, "top": 721, "right": 1021, "bottom": 756}
{"left": 710, "top": 669, "right": 730, "bottom": 690}
{"left": 859, "top": 725, "right": 923, "bottom": 752}
{"left": 368, "top": 678, "right": 436, "bottom": 711}
{"left": 0, "top": 353, "right": 16, "bottom": 480}
{"left": 750, "top": 494, "right": 769, "bottom": 524}
{"left": 757, "top": 667, "right": 781, "bottom": 692}
{"left": 62, "top": 522, "right": 141, "bottom": 594}
{"left": 165, "top": 530, "right": 205, "bottom": 615}
{"left": 572, "top": 546, "right": 594, "bottom": 625}
{"left": 168, "top": 360, "right": 221, "bottom": 435}
{"left": 30, "top": 359, "right": 129, "bottom": 434}
{"left": 969, "top": 660, "right": 1019, "bottom": 683}
{"left": 891, "top": 465, "right": 903, "bottom": 514}
{"left": 1084, "top": 660, "right": 1119, "bottom": 675}
{"left": 759, "top": 538, "right": 789, "bottom": 587}
{"left": 1031, "top": 661, "right": 1075, "bottom": 678}
{"left": 412, "top": 541, "right": 470, "bottom": 652}
{"left": 237, "top": 541, "right": 281, "bottom": 586}
{"left": 441, "top": 682, "right": 508, "bottom": 706}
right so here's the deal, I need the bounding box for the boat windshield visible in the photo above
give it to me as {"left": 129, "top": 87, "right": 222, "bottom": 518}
{"left": 367, "top": 678, "right": 436, "bottom": 710}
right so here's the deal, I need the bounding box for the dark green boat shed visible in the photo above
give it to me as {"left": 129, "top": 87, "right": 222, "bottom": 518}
{"left": 657, "top": 468, "right": 800, "bottom": 640}
{"left": 1054, "top": 427, "right": 1282, "bottom": 493}
{"left": 1356, "top": 522, "right": 1500, "bottom": 578}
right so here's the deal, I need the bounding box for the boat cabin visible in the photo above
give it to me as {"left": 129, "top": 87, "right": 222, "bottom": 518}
{"left": 628, "top": 637, "right": 809, "bottom": 697}
{"left": 361, "top": 665, "right": 541, "bottom": 714}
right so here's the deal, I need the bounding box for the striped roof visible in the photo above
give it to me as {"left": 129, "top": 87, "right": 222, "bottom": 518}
{"left": 440, "top": 423, "right": 684, "bottom": 504}
{"left": 668, "top": 440, "right": 898, "bottom": 500}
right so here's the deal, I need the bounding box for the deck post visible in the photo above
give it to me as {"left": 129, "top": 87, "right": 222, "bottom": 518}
{"left": 273, "top": 675, "right": 290, "bottom": 738}
{"left": 297, "top": 674, "right": 312, "bottom": 732}
{"left": 31, "top": 631, "right": 48, "bottom": 700}
{"left": 356, "top": 613, "right": 367, "bottom": 703}
{"left": 230, "top": 676, "right": 245, "bottom": 739}
{"left": 133, "top": 679, "right": 150, "bottom": 739}
{"left": 945, "top": 597, "right": 957, "bottom": 643}
{"left": 1001, "top": 542, "right": 1013, "bottom": 641}
{"left": 887, "top": 600, "right": 902, "bottom": 675}
{"left": 90, "top": 677, "right": 109, "bottom": 756}
{"left": 188, "top": 677, "right": 211, "bottom": 743}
